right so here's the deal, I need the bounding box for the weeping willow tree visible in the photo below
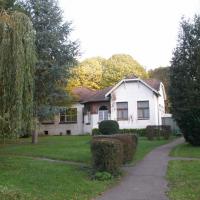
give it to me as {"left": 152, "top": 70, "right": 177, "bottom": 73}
{"left": 0, "top": 10, "right": 36, "bottom": 143}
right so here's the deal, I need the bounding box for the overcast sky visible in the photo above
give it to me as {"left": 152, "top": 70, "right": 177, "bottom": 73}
{"left": 59, "top": 0, "right": 200, "bottom": 69}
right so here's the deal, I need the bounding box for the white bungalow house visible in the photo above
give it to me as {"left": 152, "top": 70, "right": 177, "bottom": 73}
{"left": 39, "top": 75, "right": 167, "bottom": 135}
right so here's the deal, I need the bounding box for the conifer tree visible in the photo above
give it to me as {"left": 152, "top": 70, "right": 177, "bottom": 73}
{"left": 20, "top": 0, "right": 79, "bottom": 120}
{"left": 170, "top": 15, "right": 200, "bottom": 145}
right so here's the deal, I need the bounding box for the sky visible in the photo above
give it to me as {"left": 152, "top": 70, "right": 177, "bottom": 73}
{"left": 59, "top": 0, "right": 200, "bottom": 69}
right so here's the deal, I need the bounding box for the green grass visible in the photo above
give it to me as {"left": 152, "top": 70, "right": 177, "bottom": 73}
{"left": 0, "top": 136, "right": 173, "bottom": 164}
{"left": 0, "top": 135, "right": 175, "bottom": 200}
{"left": 167, "top": 160, "right": 200, "bottom": 200}
{"left": 170, "top": 143, "right": 200, "bottom": 158}
{"left": 0, "top": 155, "right": 114, "bottom": 200}
{"left": 0, "top": 136, "right": 91, "bottom": 163}
{"left": 133, "top": 137, "right": 174, "bottom": 163}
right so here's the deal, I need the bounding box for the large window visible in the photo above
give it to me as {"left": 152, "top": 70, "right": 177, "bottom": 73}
{"left": 60, "top": 108, "right": 77, "bottom": 123}
{"left": 137, "top": 101, "right": 150, "bottom": 120}
{"left": 117, "top": 102, "right": 128, "bottom": 121}
{"left": 99, "top": 106, "right": 108, "bottom": 122}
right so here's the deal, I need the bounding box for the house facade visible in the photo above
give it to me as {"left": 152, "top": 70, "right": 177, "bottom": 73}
{"left": 39, "top": 76, "right": 166, "bottom": 135}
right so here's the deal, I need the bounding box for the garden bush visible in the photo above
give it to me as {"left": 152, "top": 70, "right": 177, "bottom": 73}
{"left": 146, "top": 125, "right": 171, "bottom": 140}
{"left": 99, "top": 120, "right": 119, "bottom": 135}
{"left": 92, "top": 128, "right": 102, "bottom": 136}
{"left": 111, "top": 134, "right": 137, "bottom": 163}
{"left": 93, "top": 134, "right": 138, "bottom": 164}
{"left": 91, "top": 138, "right": 123, "bottom": 175}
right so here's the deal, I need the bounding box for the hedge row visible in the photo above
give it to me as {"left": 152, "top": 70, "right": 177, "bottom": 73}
{"left": 92, "top": 128, "right": 146, "bottom": 137}
{"left": 146, "top": 125, "right": 171, "bottom": 140}
{"left": 91, "top": 134, "right": 138, "bottom": 174}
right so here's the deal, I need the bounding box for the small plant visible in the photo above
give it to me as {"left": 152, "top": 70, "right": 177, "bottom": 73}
{"left": 94, "top": 171, "right": 113, "bottom": 181}
{"left": 92, "top": 128, "right": 102, "bottom": 136}
{"left": 99, "top": 120, "right": 119, "bottom": 135}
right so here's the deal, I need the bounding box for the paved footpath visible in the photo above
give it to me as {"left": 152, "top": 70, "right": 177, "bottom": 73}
{"left": 96, "top": 137, "right": 184, "bottom": 200}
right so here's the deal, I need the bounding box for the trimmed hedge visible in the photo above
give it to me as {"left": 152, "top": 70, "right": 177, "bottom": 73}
{"left": 93, "top": 134, "right": 138, "bottom": 164}
{"left": 99, "top": 120, "right": 119, "bottom": 135}
{"left": 93, "top": 128, "right": 146, "bottom": 137}
{"left": 91, "top": 138, "right": 123, "bottom": 174}
{"left": 111, "top": 134, "right": 137, "bottom": 163}
{"left": 119, "top": 128, "right": 146, "bottom": 137}
{"left": 146, "top": 125, "right": 171, "bottom": 140}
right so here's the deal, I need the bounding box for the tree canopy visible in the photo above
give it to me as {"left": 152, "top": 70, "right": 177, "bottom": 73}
{"left": 0, "top": 11, "right": 36, "bottom": 141}
{"left": 19, "top": 0, "right": 80, "bottom": 121}
{"left": 68, "top": 54, "right": 148, "bottom": 90}
{"left": 102, "top": 54, "right": 148, "bottom": 87}
{"left": 170, "top": 15, "right": 200, "bottom": 145}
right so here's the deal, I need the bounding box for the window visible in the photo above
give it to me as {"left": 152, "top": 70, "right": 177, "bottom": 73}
{"left": 117, "top": 102, "right": 128, "bottom": 120}
{"left": 99, "top": 106, "right": 108, "bottom": 122}
{"left": 60, "top": 108, "right": 77, "bottom": 123}
{"left": 86, "top": 111, "right": 91, "bottom": 124}
{"left": 137, "top": 101, "right": 150, "bottom": 120}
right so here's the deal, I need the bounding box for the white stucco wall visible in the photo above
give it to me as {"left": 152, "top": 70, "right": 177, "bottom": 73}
{"left": 110, "top": 81, "right": 165, "bottom": 129}
{"left": 39, "top": 103, "right": 85, "bottom": 135}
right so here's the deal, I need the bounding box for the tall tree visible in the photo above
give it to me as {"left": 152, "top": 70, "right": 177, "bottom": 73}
{"left": 67, "top": 57, "right": 105, "bottom": 90}
{"left": 0, "top": 11, "right": 36, "bottom": 143}
{"left": 102, "top": 54, "right": 148, "bottom": 87}
{"left": 68, "top": 54, "right": 148, "bottom": 90}
{"left": 170, "top": 15, "right": 200, "bottom": 145}
{"left": 20, "top": 0, "right": 79, "bottom": 119}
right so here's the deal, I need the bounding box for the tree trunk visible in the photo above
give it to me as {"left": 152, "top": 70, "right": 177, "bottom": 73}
{"left": 32, "top": 118, "right": 38, "bottom": 144}
{"left": 32, "top": 130, "right": 38, "bottom": 144}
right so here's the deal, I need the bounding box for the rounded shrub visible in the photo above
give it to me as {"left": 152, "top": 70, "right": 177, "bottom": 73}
{"left": 99, "top": 120, "right": 119, "bottom": 135}
{"left": 91, "top": 138, "right": 123, "bottom": 175}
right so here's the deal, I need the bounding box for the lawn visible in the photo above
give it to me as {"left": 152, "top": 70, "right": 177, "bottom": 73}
{"left": 170, "top": 143, "right": 200, "bottom": 158}
{"left": 0, "top": 135, "right": 174, "bottom": 200}
{"left": 0, "top": 136, "right": 91, "bottom": 163}
{"left": 0, "top": 155, "right": 114, "bottom": 200}
{"left": 167, "top": 142, "right": 200, "bottom": 200}
{"left": 167, "top": 160, "right": 200, "bottom": 200}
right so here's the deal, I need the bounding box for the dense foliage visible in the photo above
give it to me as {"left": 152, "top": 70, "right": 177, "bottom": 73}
{"left": 20, "top": 0, "right": 79, "bottom": 120}
{"left": 91, "top": 138, "right": 123, "bottom": 174}
{"left": 170, "top": 15, "right": 200, "bottom": 145}
{"left": 68, "top": 54, "right": 148, "bottom": 90}
{"left": 94, "top": 134, "right": 137, "bottom": 163}
{"left": 0, "top": 11, "right": 36, "bottom": 140}
{"left": 99, "top": 120, "right": 119, "bottom": 135}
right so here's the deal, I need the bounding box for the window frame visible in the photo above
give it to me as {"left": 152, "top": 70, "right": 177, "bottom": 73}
{"left": 117, "top": 102, "right": 128, "bottom": 121}
{"left": 137, "top": 100, "right": 150, "bottom": 120}
{"left": 98, "top": 106, "right": 109, "bottom": 122}
{"left": 59, "top": 108, "right": 77, "bottom": 124}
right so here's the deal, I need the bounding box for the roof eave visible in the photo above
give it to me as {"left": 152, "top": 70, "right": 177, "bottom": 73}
{"left": 105, "top": 78, "right": 160, "bottom": 97}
